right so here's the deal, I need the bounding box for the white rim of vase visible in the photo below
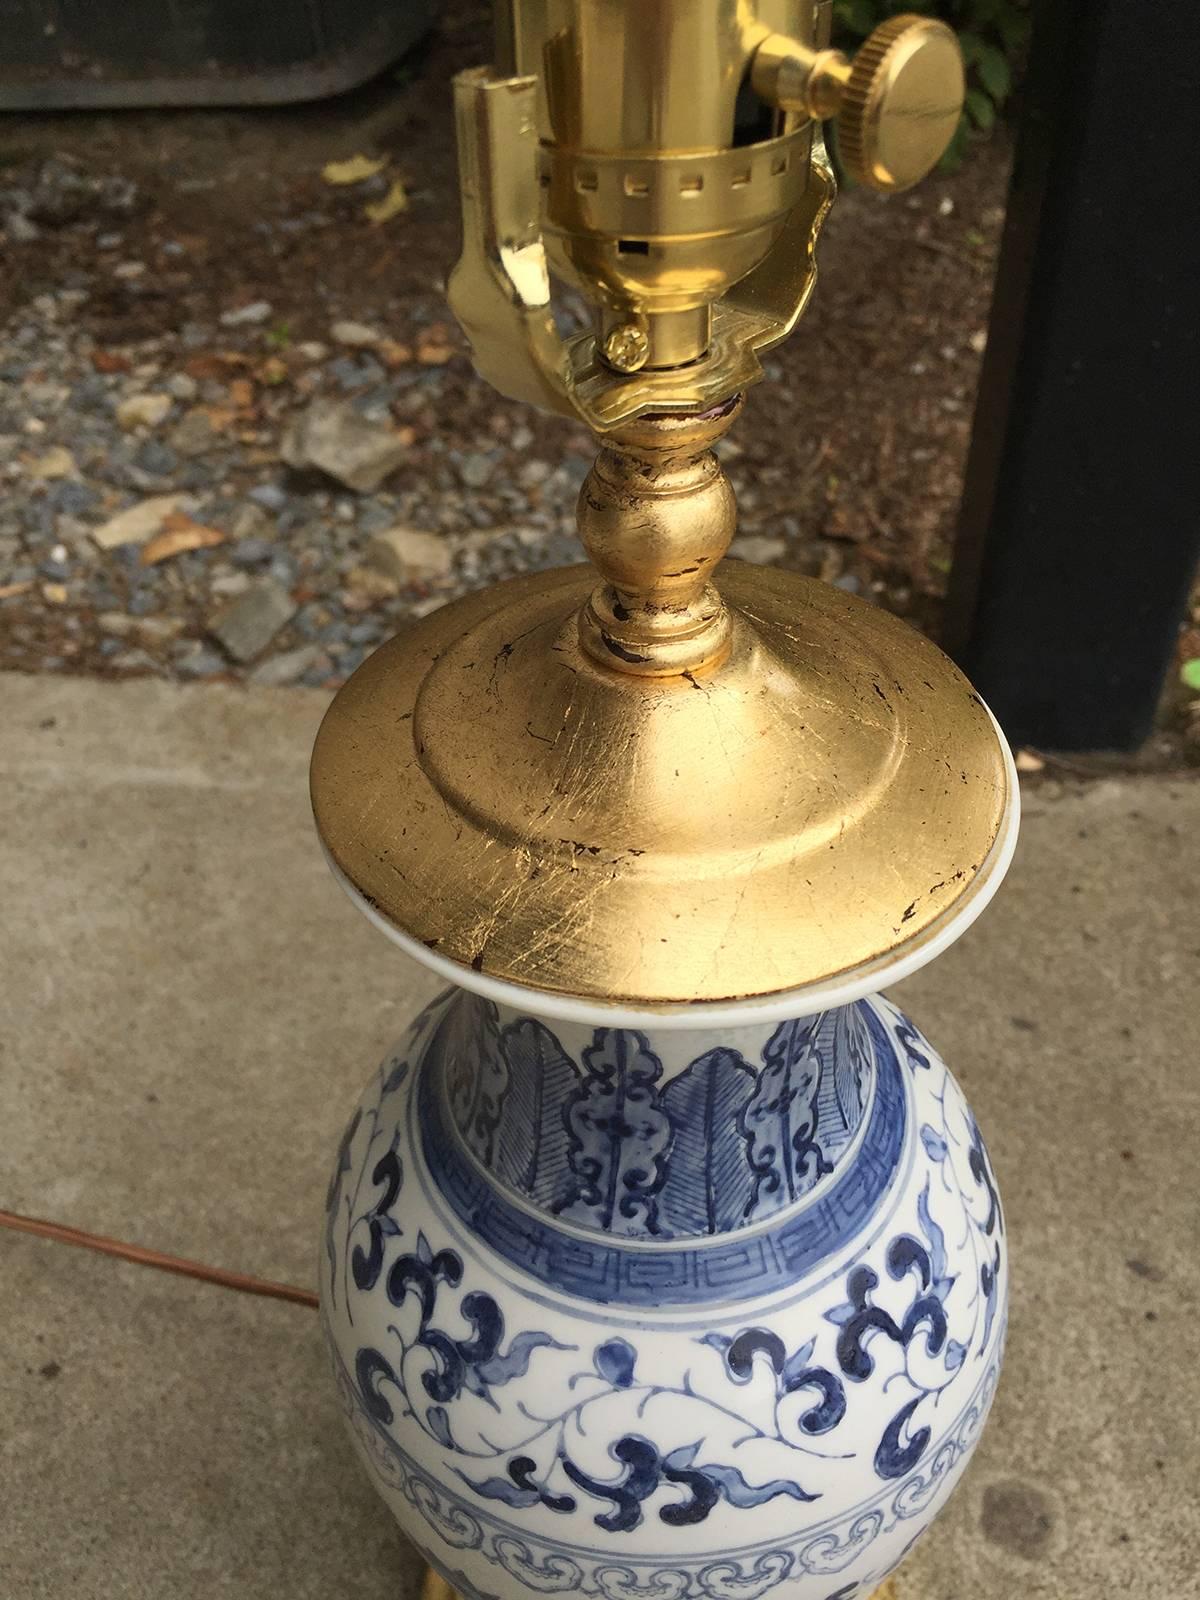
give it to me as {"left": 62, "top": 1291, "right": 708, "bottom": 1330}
{"left": 323, "top": 704, "right": 1020, "bottom": 1033}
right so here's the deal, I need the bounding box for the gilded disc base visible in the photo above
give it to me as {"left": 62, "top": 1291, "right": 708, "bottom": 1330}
{"left": 311, "top": 561, "right": 1009, "bottom": 1008}
{"left": 421, "top": 1575, "right": 459, "bottom": 1600}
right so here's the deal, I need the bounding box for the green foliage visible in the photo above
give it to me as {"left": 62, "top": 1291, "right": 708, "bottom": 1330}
{"left": 832, "top": 0, "right": 1031, "bottom": 168}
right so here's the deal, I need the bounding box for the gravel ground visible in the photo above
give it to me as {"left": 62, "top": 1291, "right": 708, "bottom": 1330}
{"left": 0, "top": 144, "right": 595, "bottom": 689}
{"left": 0, "top": 266, "right": 592, "bottom": 688}
{"left": 0, "top": 165, "right": 645, "bottom": 687}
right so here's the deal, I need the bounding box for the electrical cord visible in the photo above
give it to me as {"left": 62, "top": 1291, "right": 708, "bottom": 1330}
{"left": 0, "top": 1206, "right": 319, "bottom": 1310}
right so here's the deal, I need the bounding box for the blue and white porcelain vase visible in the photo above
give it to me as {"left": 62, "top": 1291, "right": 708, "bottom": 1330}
{"left": 321, "top": 892, "right": 1015, "bottom": 1600}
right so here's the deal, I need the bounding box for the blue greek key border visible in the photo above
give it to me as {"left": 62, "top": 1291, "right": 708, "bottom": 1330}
{"left": 417, "top": 1006, "right": 907, "bottom": 1309}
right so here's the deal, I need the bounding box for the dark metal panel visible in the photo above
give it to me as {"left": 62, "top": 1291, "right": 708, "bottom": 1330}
{"left": 946, "top": 0, "right": 1200, "bottom": 751}
{"left": 0, "top": 0, "right": 437, "bottom": 108}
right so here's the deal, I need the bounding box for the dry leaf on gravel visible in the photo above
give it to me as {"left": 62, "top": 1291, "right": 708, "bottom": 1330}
{"left": 140, "top": 513, "right": 226, "bottom": 566}
{"left": 26, "top": 446, "right": 78, "bottom": 480}
{"left": 185, "top": 351, "right": 252, "bottom": 381}
{"left": 91, "top": 494, "right": 189, "bottom": 551}
{"left": 365, "top": 179, "right": 409, "bottom": 224}
{"left": 416, "top": 339, "right": 455, "bottom": 366}
{"left": 322, "top": 153, "right": 386, "bottom": 186}
{"left": 0, "top": 581, "right": 34, "bottom": 600}
{"left": 342, "top": 565, "right": 401, "bottom": 605}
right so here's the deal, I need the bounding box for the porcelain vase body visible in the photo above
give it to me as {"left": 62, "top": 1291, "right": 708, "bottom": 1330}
{"left": 322, "top": 985, "right": 1006, "bottom": 1600}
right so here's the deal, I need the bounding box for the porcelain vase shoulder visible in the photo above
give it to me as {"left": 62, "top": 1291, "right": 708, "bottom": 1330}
{"left": 322, "top": 968, "right": 1007, "bottom": 1600}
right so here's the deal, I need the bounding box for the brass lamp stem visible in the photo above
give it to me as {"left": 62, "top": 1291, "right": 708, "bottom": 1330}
{"left": 575, "top": 396, "right": 743, "bottom": 679}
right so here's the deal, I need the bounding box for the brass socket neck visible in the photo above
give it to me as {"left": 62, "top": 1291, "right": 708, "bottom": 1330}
{"left": 576, "top": 397, "right": 743, "bottom": 678}
{"left": 752, "top": 33, "right": 851, "bottom": 120}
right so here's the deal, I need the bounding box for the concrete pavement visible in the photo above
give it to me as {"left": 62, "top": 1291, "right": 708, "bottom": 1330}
{"left": 1, "top": 672, "right": 1197, "bottom": 1598}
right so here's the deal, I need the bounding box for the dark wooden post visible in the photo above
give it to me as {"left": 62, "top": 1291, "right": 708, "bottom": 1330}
{"left": 945, "top": 0, "right": 1200, "bottom": 751}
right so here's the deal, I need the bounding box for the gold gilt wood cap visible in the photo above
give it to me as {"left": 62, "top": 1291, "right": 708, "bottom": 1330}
{"left": 311, "top": 560, "right": 1011, "bottom": 1009}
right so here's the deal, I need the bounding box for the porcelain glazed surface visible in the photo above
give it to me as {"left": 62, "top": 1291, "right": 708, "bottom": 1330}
{"left": 322, "top": 972, "right": 1009, "bottom": 1600}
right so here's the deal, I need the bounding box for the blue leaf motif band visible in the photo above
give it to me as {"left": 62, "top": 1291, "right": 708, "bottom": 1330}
{"left": 418, "top": 1004, "right": 907, "bottom": 1309}
{"left": 434, "top": 998, "right": 874, "bottom": 1246}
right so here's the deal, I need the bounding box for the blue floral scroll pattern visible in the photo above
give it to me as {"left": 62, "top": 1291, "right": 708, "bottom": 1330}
{"left": 878, "top": 992, "right": 1006, "bottom": 1365}
{"left": 331, "top": 1334, "right": 1003, "bottom": 1600}
{"left": 331, "top": 1066, "right": 856, "bottom": 1542}
{"left": 433, "top": 999, "right": 872, "bottom": 1243}
{"left": 456, "top": 1333, "right": 847, "bottom": 1536}
{"left": 354, "top": 1228, "right": 571, "bottom": 1458}
{"left": 324, "top": 990, "right": 451, "bottom": 1318}
{"left": 823, "top": 1008, "right": 1007, "bottom": 1489}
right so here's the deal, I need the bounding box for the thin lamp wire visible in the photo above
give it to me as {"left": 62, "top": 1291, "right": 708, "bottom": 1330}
{"left": 0, "top": 1206, "right": 319, "bottom": 1310}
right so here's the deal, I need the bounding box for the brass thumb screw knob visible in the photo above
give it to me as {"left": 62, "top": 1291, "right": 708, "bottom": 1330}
{"left": 753, "top": 15, "right": 964, "bottom": 194}
{"left": 836, "top": 15, "right": 965, "bottom": 194}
